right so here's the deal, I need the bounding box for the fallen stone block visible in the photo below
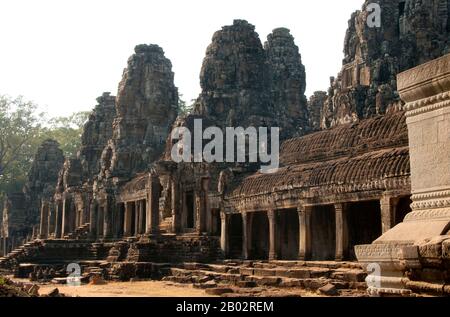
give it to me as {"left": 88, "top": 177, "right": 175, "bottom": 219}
{"left": 319, "top": 283, "right": 338, "bottom": 296}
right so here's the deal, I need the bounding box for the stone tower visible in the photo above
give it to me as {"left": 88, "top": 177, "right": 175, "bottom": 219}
{"left": 99, "top": 44, "right": 179, "bottom": 181}
{"left": 320, "top": 0, "right": 450, "bottom": 129}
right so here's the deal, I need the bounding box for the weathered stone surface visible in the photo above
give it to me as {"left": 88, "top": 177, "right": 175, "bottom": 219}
{"left": 307, "top": 91, "right": 327, "bottom": 131}
{"left": 192, "top": 20, "right": 309, "bottom": 136}
{"left": 100, "top": 44, "right": 178, "bottom": 181}
{"left": 25, "top": 140, "right": 65, "bottom": 221}
{"left": 265, "top": 27, "right": 309, "bottom": 138}
{"left": 319, "top": 283, "right": 338, "bottom": 296}
{"left": 79, "top": 92, "right": 116, "bottom": 182}
{"left": 320, "top": 0, "right": 450, "bottom": 129}
{"left": 2, "top": 140, "right": 64, "bottom": 254}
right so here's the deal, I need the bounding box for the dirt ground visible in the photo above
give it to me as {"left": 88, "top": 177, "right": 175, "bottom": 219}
{"left": 35, "top": 280, "right": 215, "bottom": 297}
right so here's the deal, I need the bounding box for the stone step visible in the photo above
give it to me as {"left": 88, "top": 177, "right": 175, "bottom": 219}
{"left": 167, "top": 261, "right": 367, "bottom": 292}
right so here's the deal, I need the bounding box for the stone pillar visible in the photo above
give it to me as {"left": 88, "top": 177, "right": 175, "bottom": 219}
{"left": 61, "top": 199, "right": 71, "bottom": 238}
{"left": 196, "top": 177, "right": 210, "bottom": 234}
{"left": 355, "top": 53, "right": 450, "bottom": 296}
{"left": 103, "top": 197, "right": 113, "bottom": 239}
{"left": 220, "top": 211, "right": 229, "bottom": 256}
{"left": 55, "top": 201, "right": 63, "bottom": 239}
{"left": 124, "top": 202, "right": 133, "bottom": 237}
{"left": 335, "top": 203, "right": 349, "bottom": 261}
{"left": 89, "top": 201, "right": 98, "bottom": 240}
{"left": 146, "top": 174, "right": 161, "bottom": 235}
{"left": 48, "top": 204, "right": 55, "bottom": 238}
{"left": 136, "top": 200, "right": 143, "bottom": 234}
{"left": 171, "top": 178, "right": 181, "bottom": 233}
{"left": 39, "top": 201, "right": 49, "bottom": 239}
{"left": 242, "top": 212, "right": 250, "bottom": 260}
{"left": 380, "top": 194, "right": 399, "bottom": 233}
{"left": 132, "top": 202, "right": 139, "bottom": 236}
{"left": 2, "top": 237, "right": 7, "bottom": 256}
{"left": 171, "top": 179, "right": 181, "bottom": 234}
{"left": 298, "top": 205, "right": 312, "bottom": 260}
{"left": 268, "top": 209, "right": 277, "bottom": 261}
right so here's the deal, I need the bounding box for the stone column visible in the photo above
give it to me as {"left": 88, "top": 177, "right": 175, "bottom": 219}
{"left": 89, "top": 201, "right": 98, "bottom": 240}
{"left": 220, "top": 211, "right": 228, "bottom": 256}
{"left": 136, "top": 200, "right": 142, "bottom": 234}
{"left": 141, "top": 200, "right": 147, "bottom": 234}
{"left": 113, "top": 204, "right": 120, "bottom": 239}
{"left": 48, "top": 204, "right": 55, "bottom": 238}
{"left": 196, "top": 177, "right": 210, "bottom": 234}
{"left": 355, "top": 53, "right": 450, "bottom": 296}
{"left": 39, "top": 201, "right": 49, "bottom": 239}
{"left": 124, "top": 202, "right": 133, "bottom": 237}
{"left": 380, "top": 194, "right": 399, "bottom": 233}
{"left": 103, "top": 197, "right": 113, "bottom": 239}
{"left": 55, "top": 201, "right": 63, "bottom": 239}
{"left": 242, "top": 212, "right": 250, "bottom": 260}
{"left": 132, "top": 202, "right": 139, "bottom": 236}
{"left": 298, "top": 205, "right": 312, "bottom": 260}
{"left": 2, "top": 237, "right": 7, "bottom": 256}
{"left": 61, "top": 198, "right": 71, "bottom": 238}
{"left": 146, "top": 174, "right": 161, "bottom": 235}
{"left": 171, "top": 179, "right": 181, "bottom": 234}
{"left": 268, "top": 209, "right": 277, "bottom": 261}
{"left": 335, "top": 203, "right": 349, "bottom": 261}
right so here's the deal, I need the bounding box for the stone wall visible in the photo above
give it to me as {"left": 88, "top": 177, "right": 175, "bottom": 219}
{"left": 319, "top": 0, "right": 450, "bottom": 129}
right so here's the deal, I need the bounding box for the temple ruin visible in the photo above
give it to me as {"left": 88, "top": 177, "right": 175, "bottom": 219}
{"left": 1, "top": 0, "right": 449, "bottom": 297}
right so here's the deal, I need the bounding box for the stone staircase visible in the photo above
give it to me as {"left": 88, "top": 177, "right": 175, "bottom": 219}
{"left": 159, "top": 217, "right": 173, "bottom": 233}
{"left": 162, "top": 260, "right": 368, "bottom": 296}
{"left": 63, "top": 223, "right": 91, "bottom": 240}
{"left": 0, "top": 240, "right": 43, "bottom": 269}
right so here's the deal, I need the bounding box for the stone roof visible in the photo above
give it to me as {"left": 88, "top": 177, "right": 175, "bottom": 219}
{"left": 280, "top": 110, "right": 408, "bottom": 166}
{"left": 227, "top": 111, "right": 410, "bottom": 198}
{"left": 229, "top": 147, "right": 409, "bottom": 198}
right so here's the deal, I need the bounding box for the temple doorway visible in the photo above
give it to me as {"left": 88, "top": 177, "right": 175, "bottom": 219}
{"left": 276, "top": 209, "right": 299, "bottom": 260}
{"left": 250, "top": 212, "right": 269, "bottom": 260}
{"left": 228, "top": 214, "right": 243, "bottom": 258}
{"left": 347, "top": 200, "right": 382, "bottom": 259}
{"left": 311, "top": 205, "right": 336, "bottom": 261}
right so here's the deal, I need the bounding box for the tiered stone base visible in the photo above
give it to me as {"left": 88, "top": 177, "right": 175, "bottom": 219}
{"left": 161, "top": 261, "right": 368, "bottom": 297}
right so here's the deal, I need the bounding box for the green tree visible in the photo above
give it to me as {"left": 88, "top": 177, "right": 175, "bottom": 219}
{"left": 178, "top": 95, "right": 194, "bottom": 116}
{"left": 0, "top": 95, "right": 90, "bottom": 207}
{"left": 0, "top": 95, "right": 43, "bottom": 198}
{"left": 39, "top": 111, "right": 90, "bottom": 157}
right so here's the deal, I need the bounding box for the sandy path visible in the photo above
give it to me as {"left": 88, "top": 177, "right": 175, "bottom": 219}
{"left": 37, "top": 281, "right": 214, "bottom": 297}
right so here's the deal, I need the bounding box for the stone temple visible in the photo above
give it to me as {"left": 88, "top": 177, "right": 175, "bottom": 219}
{"left": 1, "top": 0, "right": 450, "bottom": 297}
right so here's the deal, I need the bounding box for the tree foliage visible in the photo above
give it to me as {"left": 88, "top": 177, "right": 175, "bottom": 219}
{"left": 0, "top": 95, "right": 89, "bottom": 204}
{"left": 178, "top": 95, "right": 195, "bottom": 116}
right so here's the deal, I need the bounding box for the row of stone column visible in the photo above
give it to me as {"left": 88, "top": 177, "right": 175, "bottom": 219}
{"left": 39, "top": 195, "right": 97, "bottom": 240}
{"left": 39, "top": 199, "right": 74, "bottom": 239}
{"left": 220, "top": 195, "right": 401, "bottom": 261}
{"left": 170, "top": 176, "right": 211, "bottom": 235}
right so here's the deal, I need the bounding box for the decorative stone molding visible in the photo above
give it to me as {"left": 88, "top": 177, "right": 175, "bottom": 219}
{"left": 398, "top": 53, "right": 450, "bottom": 104}
{"left": 405, "top": 92, "right": 450, "bottom": 117}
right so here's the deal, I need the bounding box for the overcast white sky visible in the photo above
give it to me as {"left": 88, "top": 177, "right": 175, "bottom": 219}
{"left": 0, "top": 0, "right": 363, "bottom": 117}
